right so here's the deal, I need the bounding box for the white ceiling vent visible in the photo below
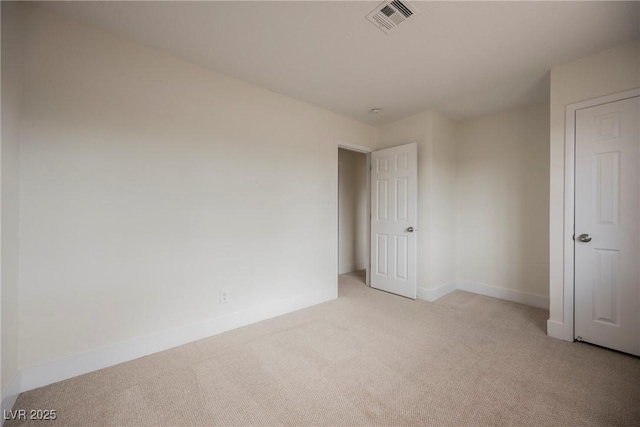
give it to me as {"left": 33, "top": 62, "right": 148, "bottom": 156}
{"left": 366, "top": 0, "right": 419, "bottom": 34}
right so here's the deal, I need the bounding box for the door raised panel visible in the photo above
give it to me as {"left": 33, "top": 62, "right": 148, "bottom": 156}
{"left": 377, "top": 156, "right": 389, "bottom": 173}
{"left": 595, "top": 112, "right": 621, "bottom": 140}
{"left": 376, "top": 234, "right": 388, "bottom": 276}
{"left": 395, "top": 177, "right": 408, "bottom": 221}
{"left": 594, "top": 152, "right": 620, "bottom": 226}
{"left": 593, "top": 249, "right": 620, "bottom": 325}
{"left": 396, "top": 153, "right": 409, "bottom": 171}
{"left": 395, "top": 236, "right": 408, "bottom": 280}
{"left": 377, "top": 180, "right": 388, "bottom": 221}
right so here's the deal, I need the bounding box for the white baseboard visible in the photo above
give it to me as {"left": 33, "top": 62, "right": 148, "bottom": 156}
{"left": 1, "top": 373, "right": 21, "bottom": 426}
{"left": 19, "top": 287, "right": 337, "bottom": 393}
{"left": 416, "top": 280, "right": 548, "bottom": 309}
{"left": 456, "top": 280, "right": 549, "bottom": 310}
{"left": 354, "top": 261, "right": 368, "bottom": 271}
{"left": 417, "top": 281, "right": 457, "bottom": 302}
{"left": 547, "top": 319, "right": 573, "bottom": 342}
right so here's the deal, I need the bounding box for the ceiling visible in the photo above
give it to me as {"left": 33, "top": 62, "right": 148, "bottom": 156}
{"left": 34, "top": 1, "right": 639, "bottom": 124}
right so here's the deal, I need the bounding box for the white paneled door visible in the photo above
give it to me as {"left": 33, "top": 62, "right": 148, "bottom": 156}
{"left": 575, "top": 96, "right": 640, "bottom": 356}
{"left": 370, "top": 143, "right": 417, "bottom": 299}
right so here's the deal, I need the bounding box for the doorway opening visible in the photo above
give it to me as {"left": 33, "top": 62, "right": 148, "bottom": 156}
{"left": 337, "top": 144, "right": 370, "bottom": 292}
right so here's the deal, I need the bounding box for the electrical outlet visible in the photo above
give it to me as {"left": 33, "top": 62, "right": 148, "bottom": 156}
{"left": 219, "top": 291, "right": 228, "bottom": 304}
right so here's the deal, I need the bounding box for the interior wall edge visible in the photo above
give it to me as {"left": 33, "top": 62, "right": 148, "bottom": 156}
{"left": 0, "top": 372, "right": 21, "bottom": 425}
{"left": 1, "top": 0, "right": 23, "bottom": 403}
{"left": 457, "top": 280, "right": 549, "bottom": 310}
{"left": 417, "top": 281, "right": 457, "bottom": 302}
{"left": 419, "top": 279, "right": 550, "bottom": 310}
{"left": 354, "top": 261, "right": 368, "bottom": 271}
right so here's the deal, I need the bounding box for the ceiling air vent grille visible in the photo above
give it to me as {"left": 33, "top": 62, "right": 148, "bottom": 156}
{"left": 366, "top": 0, "right": 419, "bottom": 34}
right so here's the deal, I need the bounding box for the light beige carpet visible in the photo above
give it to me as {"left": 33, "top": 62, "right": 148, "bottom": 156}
{"left": 7, "top": 272, "right": 640, "bottom": 426}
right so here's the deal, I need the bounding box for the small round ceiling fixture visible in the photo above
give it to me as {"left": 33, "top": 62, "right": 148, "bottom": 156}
{"left": 369, "top": 108, "right": 382, "bottom": 115}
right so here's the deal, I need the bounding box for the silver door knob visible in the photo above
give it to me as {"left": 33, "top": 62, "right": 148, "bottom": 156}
{"left": 406, "top": 227, "right": 415, "bottom": 233}
{"left": 578, "top": 234, "right": 592, "bottom": 243}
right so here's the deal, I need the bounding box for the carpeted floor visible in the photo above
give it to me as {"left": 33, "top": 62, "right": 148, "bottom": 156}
{"left": 7, "top": 272, "right": 640, "bottom": 426}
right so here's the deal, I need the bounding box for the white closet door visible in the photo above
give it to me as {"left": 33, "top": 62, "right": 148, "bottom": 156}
{"left": 574, "top": 96, "right": 640, "bottom": 356}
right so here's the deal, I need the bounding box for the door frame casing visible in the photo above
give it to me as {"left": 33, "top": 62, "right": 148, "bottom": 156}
{"left": 555, "top": 88, "right": 640, "bottom": 342}
{"left": 335, "top": 140, "right": 372, "bottom": 291}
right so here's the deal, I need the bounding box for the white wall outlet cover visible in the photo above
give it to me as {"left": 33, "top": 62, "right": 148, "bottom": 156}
{"left": 219, "top": 291, "right": 228, "bottom": 304}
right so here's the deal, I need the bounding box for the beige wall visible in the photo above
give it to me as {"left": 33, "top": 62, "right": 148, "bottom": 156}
{"left": 548, "top": 40, "right": 640, "bottom": 339}
{"left": 430, "top": 112, "right": 457, "bottom": 290}
{"left": 457, "top": 104, "right": 550, "bottom": 299}
{"left": 18, "top": 6, "right": 375, "bottom": 369}
{"left": 377, "top": 110, "right": 457, "bottom": 292}
{"left": 1, "top": 1, "right": 23, "bottom": 399}
{"left": 338, "top": 148, "right": 367, "bottom": 274}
